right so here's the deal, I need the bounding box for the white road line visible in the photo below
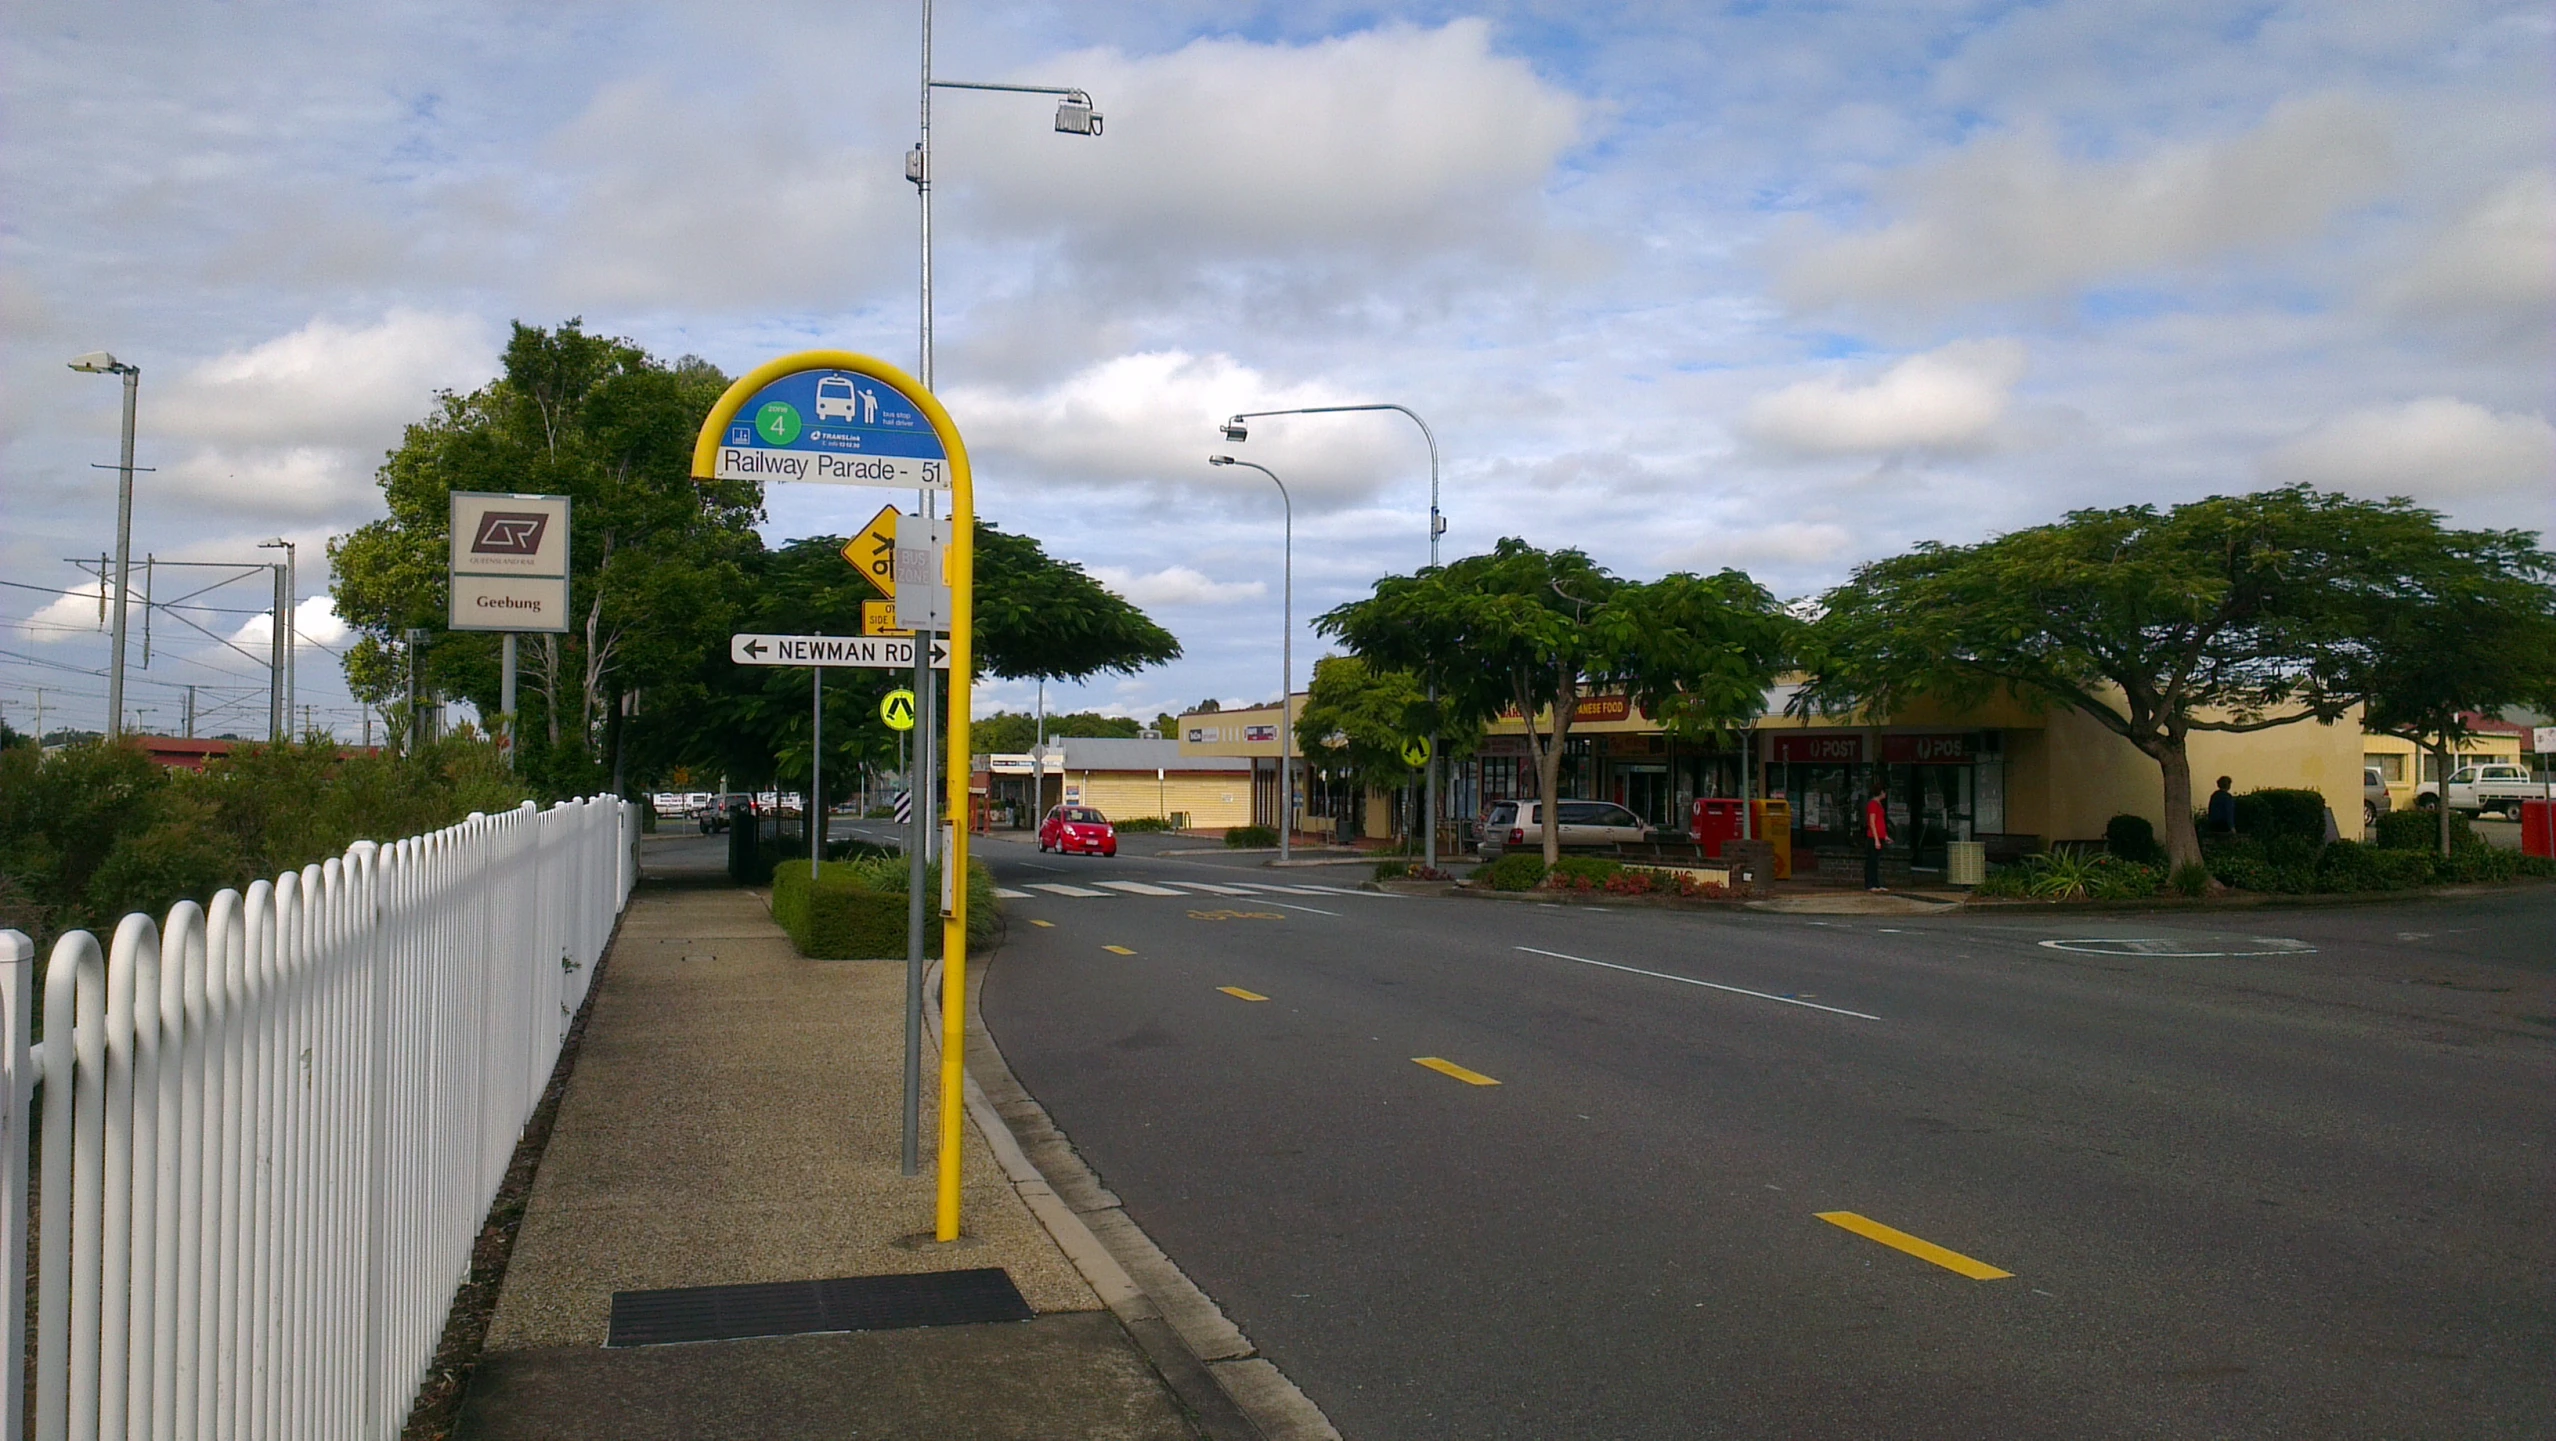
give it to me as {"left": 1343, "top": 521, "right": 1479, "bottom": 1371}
{"left": 1256, "top": 900, "right": 1341, "bottom": 916}
{"left": 1096, "top": 881, "right": 1187, "bottom": 897}
{"left": 993, "top": 887, "right": 1034, "bottom": 899}
{"left": 1235, "top": 883, "right": 1333, "bottom": 896}
{"left": 1170, "top": 882, "right": 1253, "bottom": 896}
{"left": 1513, "top": 946, "right": 1881, "bottom": 1021}
{"left": 1289, "top": 884, "right": 1394, "bottom": 898}
{"left": 1027, "top": 882, "right": 1111, "bottom": 898}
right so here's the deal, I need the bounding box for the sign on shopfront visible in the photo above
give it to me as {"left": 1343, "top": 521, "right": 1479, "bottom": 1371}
{"left": 1881, "top": 733, "right": 1977, "bottom": 764}
{"left": 1772, "top": 734, "right": 1863, "bottom": 764}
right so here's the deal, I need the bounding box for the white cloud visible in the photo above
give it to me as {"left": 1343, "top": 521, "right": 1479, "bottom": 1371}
{"left": 1781, "top": 94, "right": 2396, "bottom": 309}
{"left": 1089, "top": 565, "right": 1266, "bottom": 608}
{"left": 2261, "top": 397, "right": 2555, "bottom": 499}
{"left": 2384, "top": 170, "right": 2556, "bottom": 313}
{"left": 959, "top": 20, "right": 1582, "bottom": 266}
{"left": 19, "top": 579, "right": 115, "bottom": 644}
{"left": 155, "top": 309, "right": 493, "bottom": 448}
{"left": 948, "top": 350, "right": 1397, "bottom": 504}
{"left": 1743, "top": 339, "right": 2027, "bottom": 455}
{"left": 228, "top": 593, "right": 348, "bottom": 650}
{"left": 160, "top": 446, "right": 374, "bottom": 520}
{"left": 1672, "top": 522, "right": 1854, "bottom": 570}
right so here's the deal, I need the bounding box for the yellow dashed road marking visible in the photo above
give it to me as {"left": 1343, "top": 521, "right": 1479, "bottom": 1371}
{"left": 1412, "top": 1056, "right": 1501, "bottom": 1086}
{"left": 1815, "top": 1211, "right": 2013, "bottom": 1280}
{"left": 1218, "top": 986, "right": 1269, "bottom": 1001}
{"left": 1103, "top": 945, "right": 1136, "bottom": 955}
{"left": 1029, "top": 919, "right": 1055, "bottom": 928}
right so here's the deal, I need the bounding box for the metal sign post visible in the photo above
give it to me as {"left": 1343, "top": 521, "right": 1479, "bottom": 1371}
{"left": 697, "top": 352, "right": 973, "bottom": 1235}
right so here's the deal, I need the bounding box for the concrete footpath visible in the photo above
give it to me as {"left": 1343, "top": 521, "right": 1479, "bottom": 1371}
{"left": 452, "top": 838, "right": 1212, "bottom": 1440}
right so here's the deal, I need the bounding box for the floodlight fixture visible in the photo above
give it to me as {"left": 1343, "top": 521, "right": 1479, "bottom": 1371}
{"left": 1220, "top": 417, "right": 1249, "bottom": 443}
{"left": 68, "top": 351, "right": 130, "bottom": 374}
{"left": 1054, "top": 94, "right": 1102, "bottom": 135}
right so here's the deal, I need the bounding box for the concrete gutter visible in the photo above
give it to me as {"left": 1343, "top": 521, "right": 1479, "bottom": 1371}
{"left": 929, "top": 958, "right": 1344, "bottom": 1441}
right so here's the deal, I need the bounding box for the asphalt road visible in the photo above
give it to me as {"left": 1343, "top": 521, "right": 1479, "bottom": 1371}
{"left": 971, "top": 833, "right": 2556, "bottom": 1440}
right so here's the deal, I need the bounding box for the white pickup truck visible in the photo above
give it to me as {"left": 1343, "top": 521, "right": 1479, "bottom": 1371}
{"left": 2415, "top": 763, "right": 2555, "bottom": 816}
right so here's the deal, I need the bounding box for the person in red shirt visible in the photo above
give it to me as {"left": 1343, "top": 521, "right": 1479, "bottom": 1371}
{"left": 1863, "top": 783, "right": 1891, "bottom": 892}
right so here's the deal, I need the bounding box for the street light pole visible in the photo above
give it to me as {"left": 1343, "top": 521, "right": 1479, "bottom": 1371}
{"left": 1218, "top": 403, "right": 1443, "bottom": 868}
{"left": 903, "top": 4, "right": 1101, "bottom": 1184}
{"left": 1210, "top": 456, "right": 1293, "bottom": 862}
{"left": 260, "top": 538, "right": 297, "bottom": 738}
{"left": 67, "top": 352, "right": 140, "bottom": 738}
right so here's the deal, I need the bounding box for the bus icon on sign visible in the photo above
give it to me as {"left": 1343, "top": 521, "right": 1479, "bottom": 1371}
{"left": 816, "top": 375, "right": 879, "bottom": 424}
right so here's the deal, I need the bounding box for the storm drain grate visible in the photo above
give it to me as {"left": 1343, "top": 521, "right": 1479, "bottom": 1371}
{"left": 607, "top": 1267, "right": 1032, "bottom": 1347}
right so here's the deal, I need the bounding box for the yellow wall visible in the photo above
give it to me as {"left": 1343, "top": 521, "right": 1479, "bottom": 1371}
{"left": 2008, "top": 706, "right": 2366, "bottom": 842}
{"left": 1068, "top": 771, "right": 1252, "bottom": 828}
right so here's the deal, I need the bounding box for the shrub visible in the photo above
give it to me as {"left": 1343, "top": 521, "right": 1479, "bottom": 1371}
{"left": 1670, "top": 869, "right": 1730, "bottom": 899}
{"left": 1113, "top": 815, "right": 1173, "bottom": 832}
{"left": 824, "top": 838, "right": 899, "bottom": 862}
{"left": 2104, "top": 814, "right": 2165, "bottom": 866}
{"left": 2210, "top": 856, "right": 2315, "bottom": 894}
{"left": 2373, "top": 807, "right": 2477, "bottom": 853}
{"left": 1224, "top": 825, "right": 1279, "bottom": 848}
{"left": 1972, "top": 864, "right": 2035, "bottom": 899}
{"left": 2263, "top": 834, "right": 2322, "bottom": 870}
{"left": 2202, "top": 834, "right": 2266, "bottom": 865}
{"left": 1477, "top": 853, "right": 1549, "bottom": 891}
{"left": 1373, "top": 859, "right": 1411, "bottom": 880}
{"left": 2169, "top": 861, "right": 2212, "bottom": 897}
{"left": 1545, "top": 856, "right": 1624, "bottom": 891}
{"left": 1602, "top": 868, "right": 1659, "bottom": 895}
{"left": 2232, "top": 788, "right": 2330, "bottom": 845}
{"left": 1985, "top": 847, "right": 2162, "bottom": 901}
{"left": 770, "top": 856, "right": 997, "bottom": 958}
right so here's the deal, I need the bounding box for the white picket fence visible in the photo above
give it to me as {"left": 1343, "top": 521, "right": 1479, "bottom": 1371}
{"left": 0, "top": 796, "right": 638, "bottom": 1440}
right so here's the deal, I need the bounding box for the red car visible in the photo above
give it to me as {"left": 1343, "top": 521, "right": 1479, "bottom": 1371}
{"left": 1038, "top": 805, "right": 1118, "bottom": 857}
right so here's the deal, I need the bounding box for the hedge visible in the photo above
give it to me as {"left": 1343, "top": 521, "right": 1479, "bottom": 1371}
{"left": 770, "top": 855, "right": 998, "bottom": 959}
{"left": 1224, "top": 825, "right": 1279, "bottom": 848}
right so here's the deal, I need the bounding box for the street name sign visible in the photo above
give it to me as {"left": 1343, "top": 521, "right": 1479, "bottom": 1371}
{"left": 730, "top": 633, "right": 949, "bottom": 669}
{"left": 710, "top": 369, "right": 949, "bottom": 489}
{"left": 449, "top": 491, "right": 570, "bottom": 632}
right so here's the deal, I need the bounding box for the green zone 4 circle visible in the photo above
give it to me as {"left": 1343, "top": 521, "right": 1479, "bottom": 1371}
{"left": 754, "top": 401, "right": 803, "bottom": 445}
{"left": 881, "top": 688, "right": 918, "bottom": 731}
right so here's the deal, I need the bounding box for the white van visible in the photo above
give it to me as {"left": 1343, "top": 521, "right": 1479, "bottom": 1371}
{"left": 1478, "top": 799, "right": 1650, "bottom": 858}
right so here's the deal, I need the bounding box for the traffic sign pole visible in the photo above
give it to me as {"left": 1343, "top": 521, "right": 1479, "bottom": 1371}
{"left": 694, "top": 350, "right": 975, "bottom": 1235}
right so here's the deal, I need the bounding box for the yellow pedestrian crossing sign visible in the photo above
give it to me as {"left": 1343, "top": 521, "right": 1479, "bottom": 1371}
{"left": 881, "top": 688, "right": 918, "bottom": 731}
{"left": 841, "top": 503, "right": 899, "bottom": 597}
{"left": 1401, "top": 736, "right": 1432, "bottom": 767}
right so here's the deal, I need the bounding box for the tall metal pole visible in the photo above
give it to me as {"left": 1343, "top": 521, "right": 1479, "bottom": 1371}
{"left": 1212, "top": 458, "right": 1293, "bottom": 862}
{"left": 500, "top": 632, "right": 518, "bottom": 767}
{"left": 268, "top": 564, "right": 288, "bottom": 742}
{"left": 1220, "top": 403, "right": 1440, "bottom": 867}
{"left": 283, "top": 542, "right": 297, "bottom": 731}
{"left": 100, "top": 367, "right": 139, "bottom": 738}
{"left": 903, "top": 0, "right": 937, "bottom": 1183}
{"left": 812, "top": 664, "right": 824, "bottom": 881}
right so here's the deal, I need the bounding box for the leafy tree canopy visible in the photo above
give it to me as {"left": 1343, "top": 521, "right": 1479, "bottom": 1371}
{"left": 970, "top": 711, "right": 1142, "bottom": 754}
{"left": 1795, "top": 485, "right": 2522, "bottom": 871}
{"left": 1319, "top": 538, "right": 1793, "bottom": 861}
{"left": 1298, "top": 656, "right": 1479, "bottom": 793}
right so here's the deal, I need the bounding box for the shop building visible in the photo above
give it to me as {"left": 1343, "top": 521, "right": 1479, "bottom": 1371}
{"left": 980, "top": 737, "right": 1253, "bottom": 830}
{"left": 2358, "top": 713, "right": 2530, "bottom": 812}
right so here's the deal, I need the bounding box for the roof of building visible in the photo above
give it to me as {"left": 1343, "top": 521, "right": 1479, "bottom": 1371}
{"left": 1052, "top": 736, "right": 1250, "bottom": 772}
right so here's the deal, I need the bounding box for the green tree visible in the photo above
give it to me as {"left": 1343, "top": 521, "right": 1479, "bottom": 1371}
{"left": 970, "top": 711, "right": 1142, "bottom": 754}
{"left": 1798, "top": 486, "right": 2439, "bottom": 875}
{"left": 1297, "top": 656, "right": 1476, "bottom": 796}
{"left": 2351, "top": 521, "right": 2556, "bottom": 857}
{"left": 1320, "top": 539, "right": 1793, "bottom": 863}
{"left": 330, "top": 320, "right": 758, "bottom": 798}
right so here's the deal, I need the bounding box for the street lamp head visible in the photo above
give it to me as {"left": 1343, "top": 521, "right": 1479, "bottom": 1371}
{"left": 67, "top": 351, "right": 128, "bottom": 374}
{"left": 1219, "top": 416, "right": 1249, "bottom": 443}
{"left": 1054, "top": 96, "right": 1102, "bottom": 135}
{"left": 1208, "top": 455, "right": 1234, "bottom": 467}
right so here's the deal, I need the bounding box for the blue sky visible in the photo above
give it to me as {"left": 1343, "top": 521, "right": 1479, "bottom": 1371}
{"left": 5, "top": 1, "right": 2549, "bottom": 738}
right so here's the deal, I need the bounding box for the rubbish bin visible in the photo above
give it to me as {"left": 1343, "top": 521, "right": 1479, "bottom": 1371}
{"left": 1750, "top": 799, "right": 1793, "bottom": 879}
{"left": 1946, "top": 840, "right": 1987, "bottom": 887}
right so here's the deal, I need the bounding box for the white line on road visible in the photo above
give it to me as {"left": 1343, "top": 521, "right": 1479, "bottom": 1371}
{"left": 1170, "top": 882, "right": 1254, "bottom": 896}
{"left": 1254, "top": 900, "right": 1341, "bottom": 916}
{"left": 1235, "top": 883, "right": 1335, "bottom": 896}
{"left": 1027, "top": 882, "right": 1111, "bottom": 898}
{"left": 1513, "top": 946, "right": 1882, "bottom": 1021}
{"left": 1289, "top": 884, "right": 1396, "bottom": 898}
{"left": 993, "top": 888, "right": 1034, "bottom": 899}
{"left": 1097, "top": 881, "right": 1187, "bottom": 897}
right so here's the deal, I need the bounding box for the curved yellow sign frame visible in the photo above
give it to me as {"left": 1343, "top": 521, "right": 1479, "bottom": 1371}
{"left": 695, "top": 350, "right": 976, "bottom": 1241}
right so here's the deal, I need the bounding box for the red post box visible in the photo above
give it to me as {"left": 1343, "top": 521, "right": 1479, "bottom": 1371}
{"left": 1691, "top": 797, "right": 1744, "bottom": 855}
{"left": 2522, "top": 798, "right": 2555, "bottom": 858}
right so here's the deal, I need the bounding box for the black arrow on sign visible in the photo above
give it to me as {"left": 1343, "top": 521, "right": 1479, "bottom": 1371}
{"left": 743, "top": 638, "right": 769, "bottom": 659}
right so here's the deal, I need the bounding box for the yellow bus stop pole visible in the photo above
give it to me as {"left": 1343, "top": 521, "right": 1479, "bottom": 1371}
{"left": 936, "top": 438, "right": 974, "bottom": 1242}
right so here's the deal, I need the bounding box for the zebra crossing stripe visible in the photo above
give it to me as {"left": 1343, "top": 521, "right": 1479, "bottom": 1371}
{"left": 993, "top": 887, "right": 1033, "bottom": 899}
{"left": 1169, "top": 881, "right": 1252, "bottom": 896}
{"left": 1096, "top": 881, "right": 1186, "bottom": 897}
{"left": 1026, "top": 882, "right": 1110, "bottom": 898}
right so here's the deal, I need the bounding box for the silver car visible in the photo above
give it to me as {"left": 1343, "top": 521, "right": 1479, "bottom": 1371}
{"left": 1479, "top": 799, "right": 1651, "bottom": 858}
